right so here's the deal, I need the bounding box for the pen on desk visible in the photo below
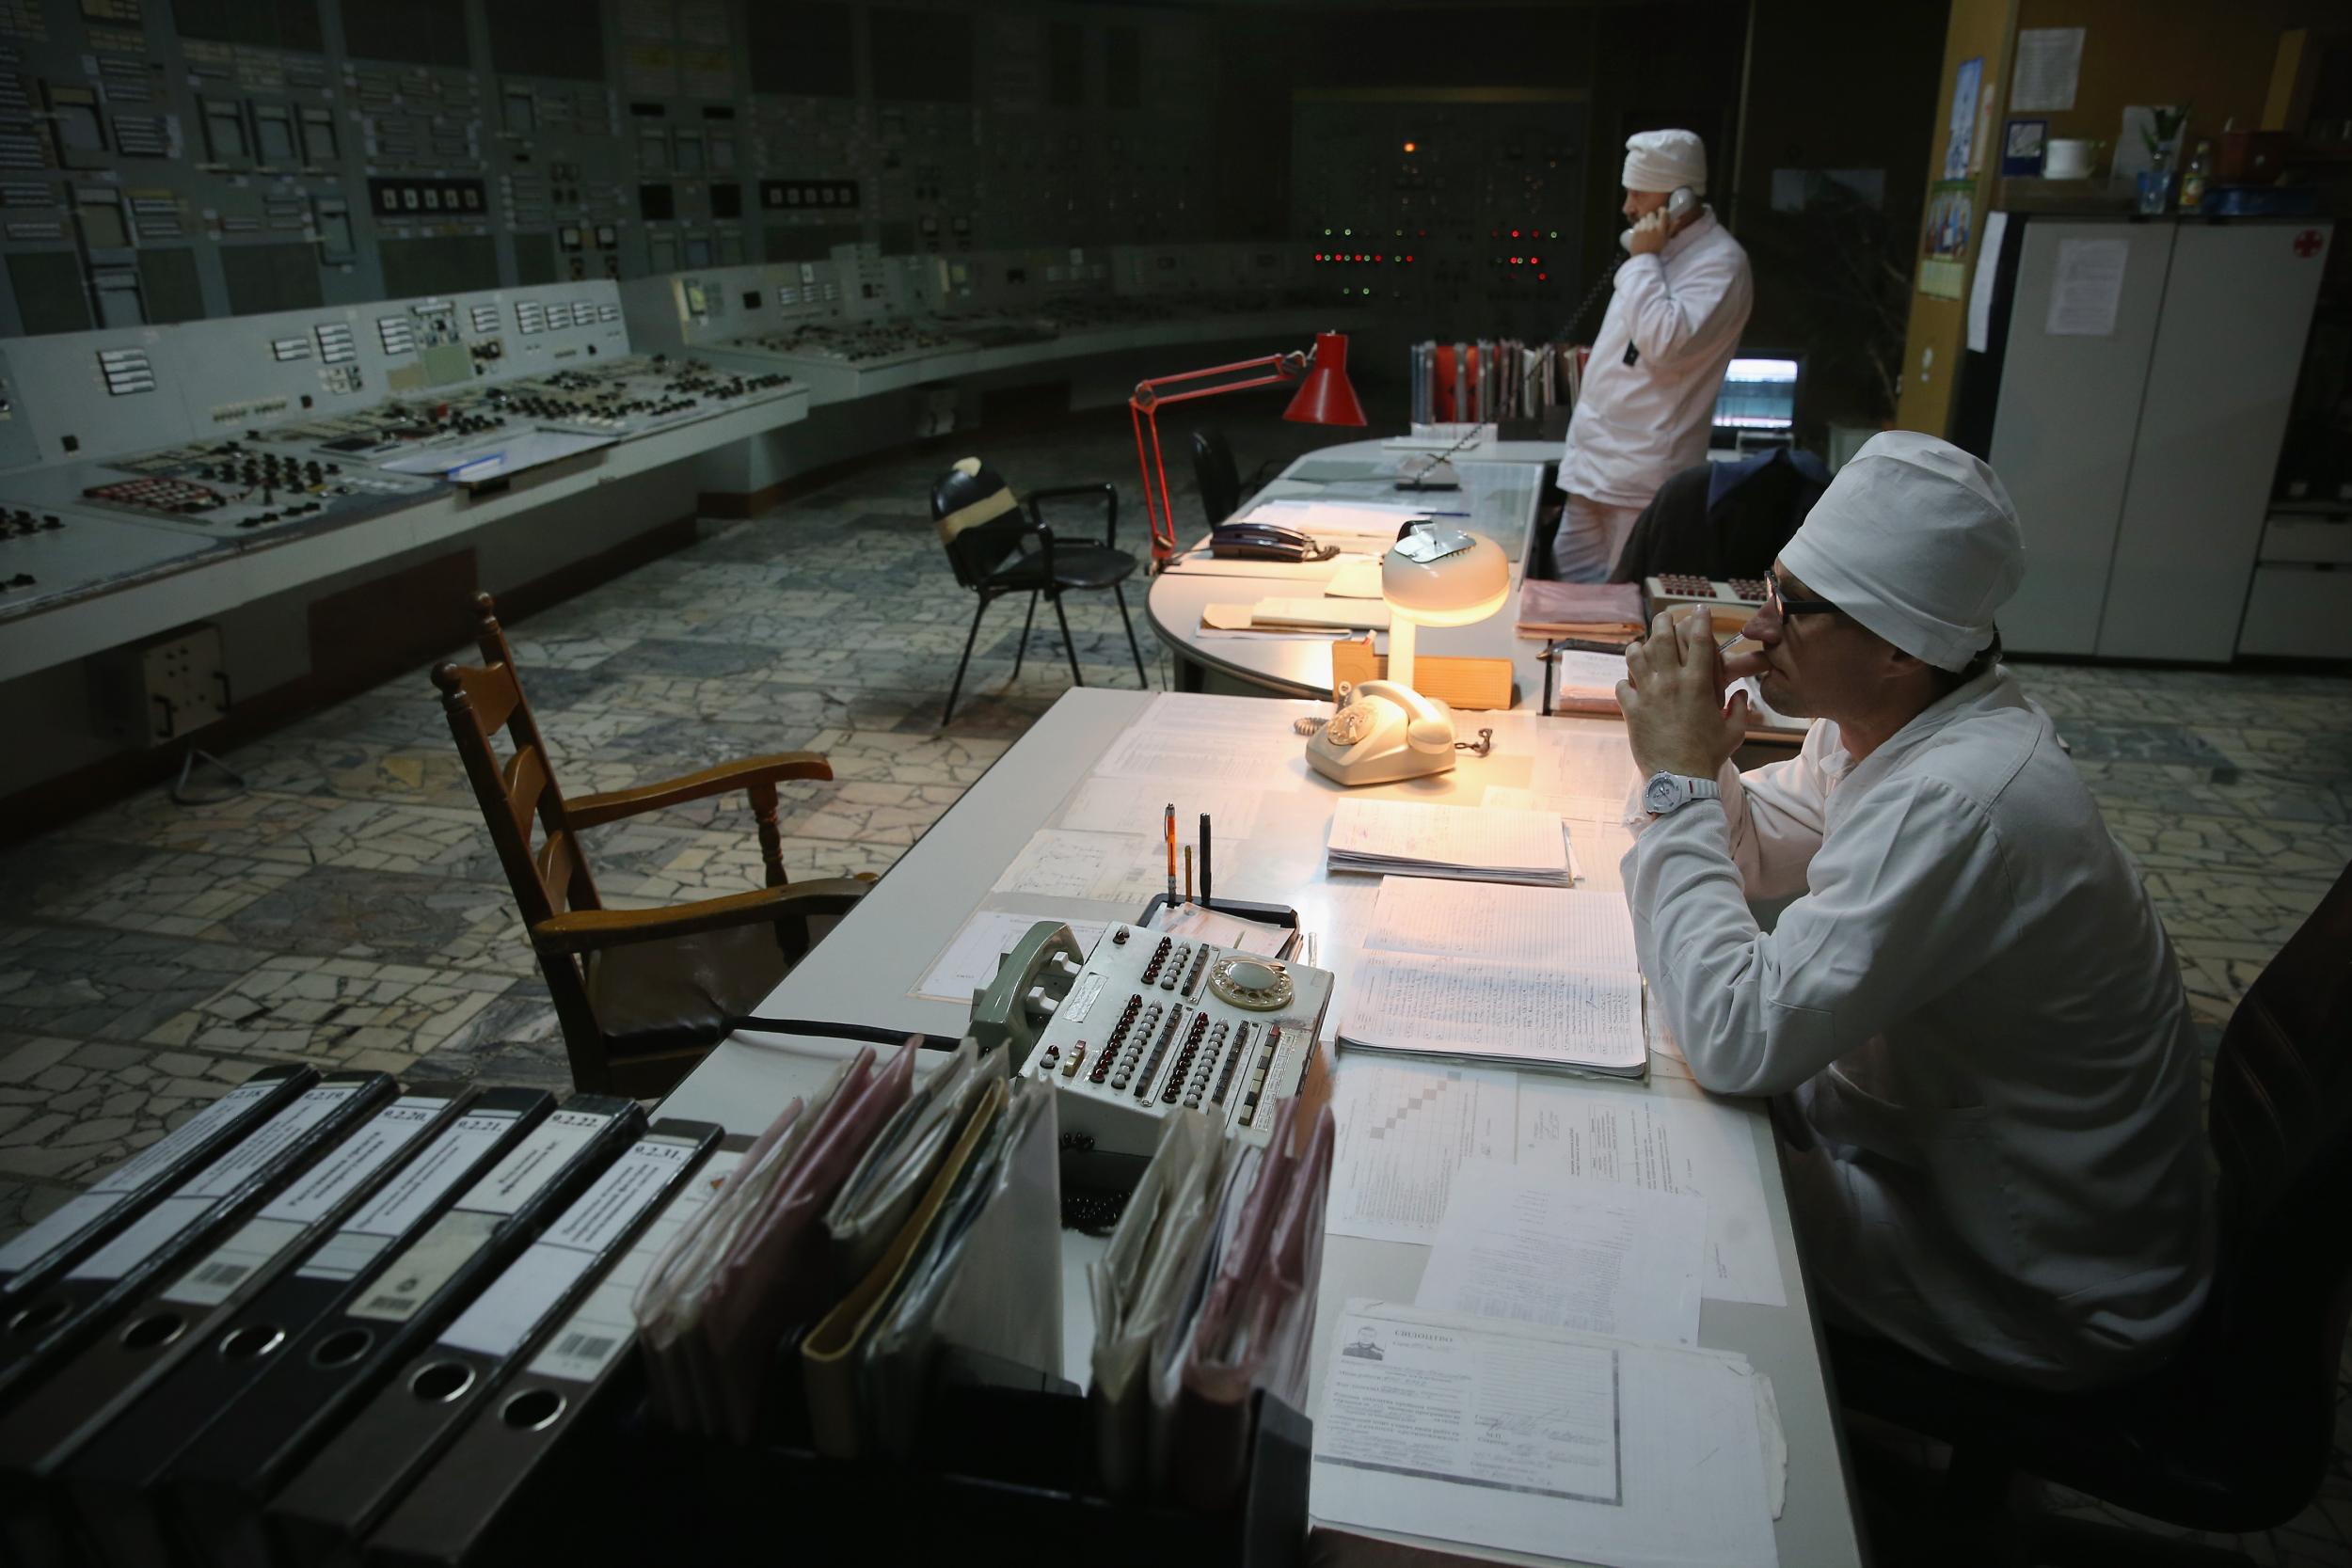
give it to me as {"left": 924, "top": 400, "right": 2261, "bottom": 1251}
{"left": 1200, "top": 813, "right": 1214, "bottom": 909}
{"left": 1184, "top": 846, "right": 1194, "bottom": 903}
{"left": 1164, "top": 803, "right": 1177, "bottom": 907}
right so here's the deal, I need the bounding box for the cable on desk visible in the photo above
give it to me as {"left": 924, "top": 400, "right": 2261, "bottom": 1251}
{"left": 729, "top": 1016, "right": 967, "bottom": 1053}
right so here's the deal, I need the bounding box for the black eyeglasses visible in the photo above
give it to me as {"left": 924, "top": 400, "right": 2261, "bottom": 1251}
{"left": 1765, "top": 569, "right": 1842, "bottom": 620}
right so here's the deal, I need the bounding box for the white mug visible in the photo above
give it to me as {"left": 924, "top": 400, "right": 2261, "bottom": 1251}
{"left": 2045, "top": 139, "right": 2098, "bottom": 179}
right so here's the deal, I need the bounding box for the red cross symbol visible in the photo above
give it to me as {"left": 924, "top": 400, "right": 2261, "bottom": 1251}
{"left": 2294, "top": 230, "right": 2324, "bottom": 259}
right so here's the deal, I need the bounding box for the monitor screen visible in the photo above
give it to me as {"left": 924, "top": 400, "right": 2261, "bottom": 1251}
{"left": 1714, "top": 357, "right": 1798, "bottom": 429}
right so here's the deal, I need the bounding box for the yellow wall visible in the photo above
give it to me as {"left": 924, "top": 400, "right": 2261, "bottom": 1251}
{"left": 2021, "top": 0, "right": 2306, "bottom": 161}
{"left": 1892, "top": 0, "right": 2325, "bottom": 437}
{"left": 1893, "top": 0, "right": 2015, "bottom": 437}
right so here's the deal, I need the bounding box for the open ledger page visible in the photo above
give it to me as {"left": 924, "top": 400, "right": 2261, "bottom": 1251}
{"left": 1339, "top": 952, "right": 1645, "bottom": 1076}
{"left": 1312, "top": 1301, "right": 1781, "bottom": 1568}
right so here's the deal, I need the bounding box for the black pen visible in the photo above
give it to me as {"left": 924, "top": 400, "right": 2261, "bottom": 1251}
{"left": 1200, "top": 812, "right": 1214, "bottom": 909}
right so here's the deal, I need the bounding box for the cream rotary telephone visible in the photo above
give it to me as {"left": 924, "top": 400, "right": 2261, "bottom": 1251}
{"left": 1306, "top": 679, "right": 1460, "bottom": 786}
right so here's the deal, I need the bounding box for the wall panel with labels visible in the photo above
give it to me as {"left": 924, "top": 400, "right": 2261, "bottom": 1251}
{"left": 0, "top": 0, "right": 1229, "bottom": 338}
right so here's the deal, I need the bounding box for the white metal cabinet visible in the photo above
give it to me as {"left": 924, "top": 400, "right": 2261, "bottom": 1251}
{"left": 1988, "top": 221, "right": 2174, "bottom": 657}
{"left": 2097, "top": 221, "right": 2333, "bottom": 659}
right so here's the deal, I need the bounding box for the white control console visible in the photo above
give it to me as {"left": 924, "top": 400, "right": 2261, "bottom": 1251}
{"left": 1010, "top": 922, "right": 1332, "bottom": 1157}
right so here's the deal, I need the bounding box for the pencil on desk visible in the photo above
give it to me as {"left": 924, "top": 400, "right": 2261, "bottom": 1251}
{"left": 1184, "top": 846, "right": 1194, "bottom": 903}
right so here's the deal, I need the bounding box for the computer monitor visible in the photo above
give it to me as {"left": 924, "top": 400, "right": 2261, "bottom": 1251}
{"left": 1713, "top": 356, "right": 1799, "bottom": 432}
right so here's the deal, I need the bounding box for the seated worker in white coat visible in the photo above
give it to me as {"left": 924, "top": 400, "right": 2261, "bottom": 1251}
{"left": 1552, "top": 129, "right": 1753, "bottom": 582}
{"left": 1614, "top": 432, "right": 2210, "bottom": 1388}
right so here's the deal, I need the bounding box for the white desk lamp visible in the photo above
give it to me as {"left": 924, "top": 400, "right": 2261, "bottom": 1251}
{"left": 1306, "top": 522, "right": 1510, "bottom": 786}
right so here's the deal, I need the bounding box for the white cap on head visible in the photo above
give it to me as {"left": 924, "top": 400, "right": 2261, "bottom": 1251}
{"left": 1622, "top": 129, "right": 1708, "bottom": 196}
{"left": 1778, "top": 432, "right": 2025, "bottom": 673}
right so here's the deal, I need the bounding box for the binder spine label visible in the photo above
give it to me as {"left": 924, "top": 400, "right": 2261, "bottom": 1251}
{"left": 66, "top": 1085, "right": 364, "bottom": 1284}
{"left": 343, "top": 1111, "right": 616, "bottom": 1324}
{"left": 162, "top": 1096, "right": 455, "bottom": 1308}
{"left": 347, "top": 1211, "right": 499, "bottom": 1323}
{"left": 526, "top": 1148, "right": 745, "bottom": 1384}
{"left": 436, "top": 1135, "right": 699, "bottom": 1359}
{"left": 458, "top": 1109, "right": 609, "bottom": 1217}
{"left": 295, "top": 1110, "right": 520, "bottom": 1283}
{"left": 0, "top": 1077, "right": 281, "bottom": 1283}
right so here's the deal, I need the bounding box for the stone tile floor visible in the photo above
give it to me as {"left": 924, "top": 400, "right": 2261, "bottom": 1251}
{"left": 0, "top": 410, "right": 2347, "bottom": 1561}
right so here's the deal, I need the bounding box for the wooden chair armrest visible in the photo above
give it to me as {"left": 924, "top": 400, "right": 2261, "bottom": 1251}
{"left": 530, "top": 878, "right": 870, "bottom": 956}
{"left": 567, "top": 752, "right": 836, "bottom": 828}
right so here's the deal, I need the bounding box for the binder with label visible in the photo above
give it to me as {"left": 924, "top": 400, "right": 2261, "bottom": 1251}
{"left": 364, "top": 1133, "right": 753, "bottom": 1568}
{"left": 0, "top": 1071, "right": 397, "bottom": 1408}
{"left": 57, "top": 1087, "right": 555, "bottom": 1568}
{"left": 0, "top": 1066, "right": 314, "bottom": 1303}
{"left": 0, "top": 1087, "right": 474, "bottom": 1501}
{"left": 268, "top": 1118, "right": 722, "bottom": 1558}
{"left": 165, "top": 1096, "right": 644, "bottom": 1568}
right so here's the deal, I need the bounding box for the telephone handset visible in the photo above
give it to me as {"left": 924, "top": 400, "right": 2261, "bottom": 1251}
{"left": 1210, "top": 521, "right": 1341, "bottom": 562}
{"left": 1618, "top": 185, "right": 1699, "bottom": 251}
{"left": 1305, "top": 678, "right": 1461, "bottom": 786}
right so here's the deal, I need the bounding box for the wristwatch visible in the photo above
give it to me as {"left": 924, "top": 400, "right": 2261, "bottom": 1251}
{"left": 1643, "top": 772, "right": 1723, "bottom": 816}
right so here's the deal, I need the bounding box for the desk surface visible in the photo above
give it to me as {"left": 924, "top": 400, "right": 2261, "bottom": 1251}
{"left": 660, "top": 687, "right": 1864, "bottom": 1568}
{"left": 1145, "top": 437, "right": 1559, "bottom": 706}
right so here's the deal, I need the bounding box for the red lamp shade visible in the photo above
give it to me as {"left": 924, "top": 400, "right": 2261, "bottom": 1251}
{"left": 1282, "top": 332, "right": 1367, "bottom": 426}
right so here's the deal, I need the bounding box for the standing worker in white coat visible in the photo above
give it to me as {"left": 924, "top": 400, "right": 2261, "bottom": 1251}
{"left": 1613, "top": 432, "right": 2210, "bottom": 1387}
{"left": 1553, "top": 129, "right": 1753, "bottom": 581}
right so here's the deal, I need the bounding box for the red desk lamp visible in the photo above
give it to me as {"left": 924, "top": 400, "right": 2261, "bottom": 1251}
{"left": 1129, "top": 330, "right": 1366, "bottom": 564}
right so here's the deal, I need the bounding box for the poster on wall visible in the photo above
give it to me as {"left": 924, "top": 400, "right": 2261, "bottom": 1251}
{"left": 1944, "top": 56, "right": 1983, "bottom": 180}
{"left": 2011, "top": 27, "right": 2085, "bottom": 113}
{"left": 1920, "top": 178, "right": 1974, "bottom": 299}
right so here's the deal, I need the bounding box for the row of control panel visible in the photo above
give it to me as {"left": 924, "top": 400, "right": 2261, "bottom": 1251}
{"left": 0, "top": 238, "right": 1341, "bottom": 626}
{"left": 0, "top": 277, "right": 803, "bottom": 617}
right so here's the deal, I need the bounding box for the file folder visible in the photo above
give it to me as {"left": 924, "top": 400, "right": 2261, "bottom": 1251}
{"left": 0, "top": 1065, "right": 314, "bottom": 1303}
{"left": 164, "top": 1096, "right": 644, "bottom": 1568}
{"left": 363, "top": 1133, "right": 753, "bottom": 1568}
{"left": 0, "top": 1088, "right": 474, "bottom": 1516}
{"left": 0, "top": 1071, "right": 396, "bottom": 1408}
{"left": 267, "top": 1117, "right": 721, "bottom": 1559}
{"left": 57, "top": 1086, "right": 554, "bottom": 1568}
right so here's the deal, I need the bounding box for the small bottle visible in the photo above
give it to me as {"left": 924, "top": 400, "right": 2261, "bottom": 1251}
{"left": 2181, "top": 139, "right": 2211, "bottom": 212}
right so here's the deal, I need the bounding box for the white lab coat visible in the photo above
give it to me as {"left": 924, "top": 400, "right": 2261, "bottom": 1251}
{"left": 1623, "top": 668, "right": 2211, "bottom": 1386}
{"left": 1558, "top": 209, "right": 1753, "bottom": 510}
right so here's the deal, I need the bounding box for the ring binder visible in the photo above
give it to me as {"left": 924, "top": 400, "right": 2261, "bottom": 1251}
{"left": 164, "top": 1097, "right": 644, "bottom": 1568}
{"left": 0, "top": 1086, "right": 476, "bottom": 1566}
{"left": 267, "top": 1118, "right": 722, "bottom": 1559}
{"left": 56, "top": 1086, "right": 557, "bottom": 1568}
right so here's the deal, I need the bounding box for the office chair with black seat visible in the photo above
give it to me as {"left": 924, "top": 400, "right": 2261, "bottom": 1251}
{"left": 1832, "top": 857, "right": 2352, "bottom": 1568}
{"left": 1189, "top": 428, "right": 1284, "bottom": 529}
{"left": 434, "top": 594, "right": 871, "bottom": 1098}
{"left": 1607, "top": 446, "right": 1830, "bottom": 585}
{"left": 932, "top": 455, "right": 1151, "bottom": 726}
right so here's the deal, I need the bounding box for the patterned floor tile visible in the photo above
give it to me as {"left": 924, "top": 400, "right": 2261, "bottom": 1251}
{"left": 1, "top": 415, "right": 2348, "bottom": 1565}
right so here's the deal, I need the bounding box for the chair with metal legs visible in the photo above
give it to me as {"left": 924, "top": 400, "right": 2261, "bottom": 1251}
{"left": 930, "top": 457, "right": 1151, "bottom": 725}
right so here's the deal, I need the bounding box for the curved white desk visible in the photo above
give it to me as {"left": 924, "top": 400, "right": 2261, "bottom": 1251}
{"left": 1146, "top": 437, "right": 1562, "bottom": 706}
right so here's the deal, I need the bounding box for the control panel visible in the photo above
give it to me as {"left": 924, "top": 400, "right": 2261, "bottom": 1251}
{"left": 1008, "top": 921, "right": 1331, "bottom": 1157}
{"left": 0, "top": 3, "right": 1233, "bottom": 339}
{"left": 1292, "top": 97, "right": 1589, "bottom": 338}
{"left": 0, "top": 501, "right": 219, "bottom": 616}
{"left": 0, "top": 276, "right": 807, "bottom": 623}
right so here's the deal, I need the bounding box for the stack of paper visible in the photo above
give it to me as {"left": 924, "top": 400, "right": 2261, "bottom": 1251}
{"left": 1337, "top": 878, "right": 1646, "bottom": 1077}
{"left": 1326, "top": 798, "right": 1571, "bottom": 886}
{"left": 1311, "top": 1301, "right": 1783, "bottom": 1568}
{"left": 1549, "top": 649, "right": 1632, "bottom": 715}
{"left": 1339, "top": 952, "right": 1645, "bottom": 1077}
{"left": 1518, "top": 578, "right": 1645, "bottom": 641}
{"left": 1201, "top": 597, "right": 1390, "bottom": 633}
